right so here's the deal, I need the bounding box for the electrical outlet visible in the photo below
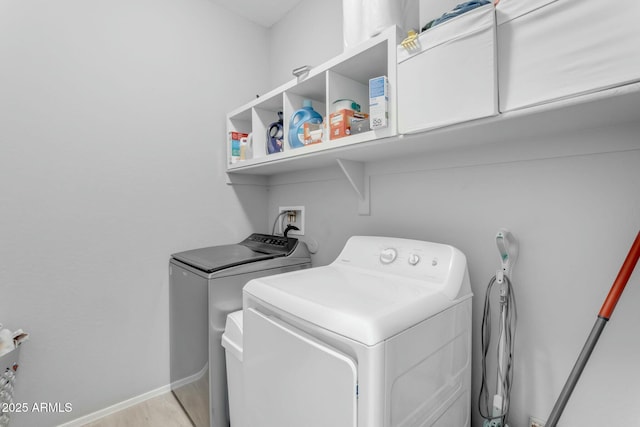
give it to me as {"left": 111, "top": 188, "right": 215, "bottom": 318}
{"left": 278, "top": 206, "right": 305, "bottom": 236}
{"left": 529, "top": 416, "right": 546, "bottom": 427}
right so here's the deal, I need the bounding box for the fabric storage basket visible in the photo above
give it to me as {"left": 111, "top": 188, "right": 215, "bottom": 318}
{"left": 497, "top": 0, "right": 640, "bottom": 112}
{"left": 397, "top": 4, "right": 498, "bottom": 134}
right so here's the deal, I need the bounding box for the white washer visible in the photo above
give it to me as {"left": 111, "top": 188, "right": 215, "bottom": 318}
{"left": 241, "top": 236, "right": 473, "bottom": 427}
{"left": 170, "top": 234, "right": 310, "bottom": 427}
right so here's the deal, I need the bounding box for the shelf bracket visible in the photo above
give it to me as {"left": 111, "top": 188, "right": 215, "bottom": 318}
{"left": 336, "top": 158, "right": 370, "bottom": 216}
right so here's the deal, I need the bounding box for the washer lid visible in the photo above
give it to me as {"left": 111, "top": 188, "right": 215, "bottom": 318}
{"left": 244, "top": 264, "right": 468, "bottom": 346}
{"left": 172, "top": 244, "right": 278, "bottom": 273}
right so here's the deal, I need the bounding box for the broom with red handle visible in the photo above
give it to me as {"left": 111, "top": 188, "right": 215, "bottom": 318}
{"left": 546, "top": 231, "right": 640, "bottom": 427}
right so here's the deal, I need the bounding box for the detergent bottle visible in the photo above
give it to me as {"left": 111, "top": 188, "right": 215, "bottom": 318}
{"left": 266, "top": 111, "right": 284, "bottom": 154}
{"left": 288, "top": 100, "right": 323, "bottom": 148}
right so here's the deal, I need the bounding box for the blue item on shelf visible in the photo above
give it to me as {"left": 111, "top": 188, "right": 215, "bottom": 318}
{"left": 288, "top": 100, "right": 323, "bottom": 149}
{"left": 267, "top": 111, "right": 284, "bottom": 154}
{"left": 431, "top": 0, "right": 490, "bottom": 28}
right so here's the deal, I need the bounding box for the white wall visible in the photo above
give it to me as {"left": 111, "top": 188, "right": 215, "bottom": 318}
{"left": 0, "top": 1, "right": 269, "bottom": 425}
{"left": 265, "top": 2, "right": 640, "bottom": 425}
{"left": 267, "top": 0, "right": 343, "bottom": 87}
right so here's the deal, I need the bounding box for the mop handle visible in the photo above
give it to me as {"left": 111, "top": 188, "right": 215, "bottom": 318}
{"left": 547, "top": 231, "right": 640, "bottom": 427}
{"left": 598, "top": 231, "right": 640, "bottom": 320}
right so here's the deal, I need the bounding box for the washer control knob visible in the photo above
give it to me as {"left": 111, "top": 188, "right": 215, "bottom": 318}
{"left": 408, "top": 253, "right": 421, "bottom": 266}
{"left": 380, "top": 248, "right": 397, "bottom": 264}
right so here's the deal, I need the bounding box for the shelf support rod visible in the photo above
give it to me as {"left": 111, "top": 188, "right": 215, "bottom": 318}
{"left": 336, "top": 158, "right": 370, "bottom": 216}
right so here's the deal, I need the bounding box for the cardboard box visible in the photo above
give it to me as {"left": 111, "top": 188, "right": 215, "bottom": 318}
{"left": 350, "top": 117, "right": 370, "bottom": 135}
{"left": 369, "top": 76, "right": 388, "bottom": 130}
{"left": 329, "top": 109, "right": 369, "bottom": 140}
{"left": 229, "top": 131, "right": 248, "bottom": 164}
{"left": 303, "top": 122, "right": 323, "bottom": 145}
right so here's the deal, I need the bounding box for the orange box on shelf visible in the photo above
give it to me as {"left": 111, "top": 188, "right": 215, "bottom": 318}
{"left": 303, "top": 122, "right": 324, "bottom": 145}
{"left": 329, "top": 109, "right": 369, "bottom": 140}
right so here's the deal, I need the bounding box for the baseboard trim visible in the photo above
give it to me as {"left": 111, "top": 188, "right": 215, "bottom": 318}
{"left": 57, "top": 384, "right": 172, "bottom": 427}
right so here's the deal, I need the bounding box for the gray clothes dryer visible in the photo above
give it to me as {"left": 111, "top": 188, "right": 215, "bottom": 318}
{"left": 169, "top": 234, "right": 311, "bottom": 427}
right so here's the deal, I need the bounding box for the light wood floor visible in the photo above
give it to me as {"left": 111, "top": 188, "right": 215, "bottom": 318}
{"left": 83, "top": 392, "right": 193, "bottom": 427}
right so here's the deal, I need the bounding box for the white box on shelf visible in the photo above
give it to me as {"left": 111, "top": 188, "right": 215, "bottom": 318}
{"left": 497, "top": 0, "right": 640, "bottom": 112}
{"left": 369, "top": 75, "right": 389, "bottom": 130}
{"left": 397, "top": 4, "right": 498, "bottom": 134}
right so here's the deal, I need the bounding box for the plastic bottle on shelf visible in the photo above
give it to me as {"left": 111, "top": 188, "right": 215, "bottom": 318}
{"left": 239, "top": 134, "right": 253, "bottom": 160}
{"left": 267, "top": 111, "right": 284, "bottom": 154}
{"left": 288, "top": 100, "right": 323, "bottom": 148}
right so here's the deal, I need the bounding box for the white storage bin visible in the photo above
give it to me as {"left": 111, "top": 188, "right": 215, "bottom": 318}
{"left": 221, "top": 310, "right": 244, "bottom": 427}
{"left": 497, "top": 0, "right": 640, "bottom": 112}
{"left": 397, "top": 4, "right": 498, "bottom": 134}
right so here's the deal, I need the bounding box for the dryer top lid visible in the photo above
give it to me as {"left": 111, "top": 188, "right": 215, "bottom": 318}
{"left": 243, "top": 236, "right": 471, "bottom": 346}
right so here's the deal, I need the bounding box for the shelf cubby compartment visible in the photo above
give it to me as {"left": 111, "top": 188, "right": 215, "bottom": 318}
{"left": 252, "top": 92, "right": 285, "bottom": 162}
{"left": 327, "top": 34, "right": 396, "bottom": 147}
{"left": 328, "top": 36, "right": 388, "bottom": 117}
{"left": 284, "top": 71, "right": 327, "bottom": 148}
{"left": 226, "top": 108, "right": 252, "bottom": 166}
